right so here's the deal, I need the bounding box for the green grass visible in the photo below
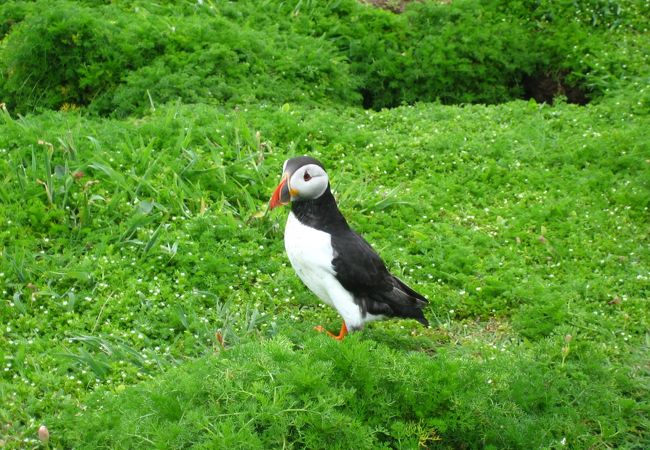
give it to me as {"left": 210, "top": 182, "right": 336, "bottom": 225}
{"left": 2, "top": 96, "right": 648, "bottom": 448}
{"left": 1, "top": 0, "right": 650, "bottom": 448}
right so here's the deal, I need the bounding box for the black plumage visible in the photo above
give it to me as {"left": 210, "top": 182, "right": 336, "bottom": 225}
{"left": 291, "top": 187, "right": 429, "bottom": 327}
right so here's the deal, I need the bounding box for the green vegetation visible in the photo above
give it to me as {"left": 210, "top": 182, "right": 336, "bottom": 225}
{"left": 1, "top": 0, "right": 649, "bottom": 448}
{"left": 2, "top": 0, "right": 649, "bottom": 113}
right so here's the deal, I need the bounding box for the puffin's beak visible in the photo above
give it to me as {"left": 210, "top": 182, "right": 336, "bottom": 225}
{"left": 269, "top": 173, "right": 292, "bottom": 209}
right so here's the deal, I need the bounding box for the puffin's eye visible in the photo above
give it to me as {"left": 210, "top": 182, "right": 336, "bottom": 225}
{"left": 303, "top": 171, "right": 312, "bottom": 182}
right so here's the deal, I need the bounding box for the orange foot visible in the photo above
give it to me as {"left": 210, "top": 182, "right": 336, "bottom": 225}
{"left": 314, "top": 322, "right": 348, "bottom": 341}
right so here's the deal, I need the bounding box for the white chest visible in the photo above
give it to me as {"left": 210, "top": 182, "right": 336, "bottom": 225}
{"left": 284, "top": 212, "right": 337, "bottom": 306}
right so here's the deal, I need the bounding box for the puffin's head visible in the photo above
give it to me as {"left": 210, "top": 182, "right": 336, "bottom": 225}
{"left": 269, "top": 156, "right": 329, "bottom": 209}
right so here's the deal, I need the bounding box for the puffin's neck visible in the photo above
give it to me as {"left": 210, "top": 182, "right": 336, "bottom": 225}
{"left": 290, "top": 187, "right": 349, "bottom": 233}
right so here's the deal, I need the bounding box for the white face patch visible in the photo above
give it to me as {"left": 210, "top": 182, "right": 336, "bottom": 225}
{"left": 289, "top": 163, "right": 329, "bottom": 201}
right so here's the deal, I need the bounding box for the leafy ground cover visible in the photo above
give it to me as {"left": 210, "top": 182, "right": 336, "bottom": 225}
{"left": 1, "top": 0, "right": 649, "bottom": 448}
{"left": 1, "top": 0, "right": 649, "bottom": 114}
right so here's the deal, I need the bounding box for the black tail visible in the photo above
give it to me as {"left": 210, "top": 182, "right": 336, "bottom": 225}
{"left": 375, "top": 276, "right": 430, "bottom": 327}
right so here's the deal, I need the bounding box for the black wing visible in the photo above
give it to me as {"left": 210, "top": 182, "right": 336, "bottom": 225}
{"left": 331, "top": 230, "right": 429, "bottom": 326}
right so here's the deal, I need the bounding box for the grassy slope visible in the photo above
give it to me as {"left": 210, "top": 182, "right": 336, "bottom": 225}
{"left": 1, "top": 0, "right": 649, "bottom": 449}
{"left": 2, "top": 96, "right": 649, "bottom": 448}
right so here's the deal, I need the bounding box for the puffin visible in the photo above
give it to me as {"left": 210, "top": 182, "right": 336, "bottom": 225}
{"left": 269, "top": 156, "right": 429, "bottom": 340}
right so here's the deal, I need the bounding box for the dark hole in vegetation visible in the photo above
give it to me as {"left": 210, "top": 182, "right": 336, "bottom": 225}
{"left": 360, "top": 88, "right": 375, "bottom": 110}
{"left": 357, "top": 68, "right": 591, "bottom": 111}
{"left": 523, "top": 70, "right": 589, "bottom": 105}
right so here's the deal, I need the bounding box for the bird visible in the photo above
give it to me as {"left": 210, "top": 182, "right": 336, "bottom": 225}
{"left": 269, "top": 156, "right": 429, "bottom": 340}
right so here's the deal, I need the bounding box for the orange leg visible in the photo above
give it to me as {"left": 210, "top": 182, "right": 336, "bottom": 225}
{"left": 314, "top": 322, "right": 348, "bottom": 341}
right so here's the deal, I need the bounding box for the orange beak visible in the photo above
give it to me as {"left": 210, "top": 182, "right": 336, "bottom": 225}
{"left": 269, "top": 173, "right": 291, "bottom": 209}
